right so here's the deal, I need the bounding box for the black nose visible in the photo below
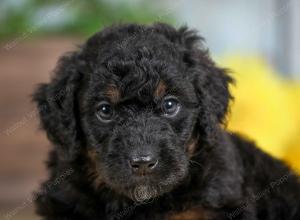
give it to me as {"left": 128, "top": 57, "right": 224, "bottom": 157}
{"left": 129, "top": 156, "right": 158, "bottom": 175}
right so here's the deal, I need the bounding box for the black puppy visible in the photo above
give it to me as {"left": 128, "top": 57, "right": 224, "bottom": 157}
{"left": 34, "top": 23, "right": 300, "bottom": 220}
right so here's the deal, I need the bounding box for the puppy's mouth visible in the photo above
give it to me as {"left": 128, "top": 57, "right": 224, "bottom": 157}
{"left": 109, "top": 175, "right": 161, "bottom": 202}
{"left": 99, "top": 160, "right": 190, "bottom": 201}
{"left": 100, "top": 171, "right": 172, "bottom": 202}
{"left": 113, "top": 174, "right": 182, "bottom": 202}
{"left": 130, "top": 184, "right": 161, "bottom": 202}
{"left": 97, "top": 148, "right": 189, "bottom": 201}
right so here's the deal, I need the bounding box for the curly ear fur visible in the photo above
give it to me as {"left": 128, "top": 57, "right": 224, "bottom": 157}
{"left": 153, "top": 24, "right": 243, "bottom": 207}
{"left": 181, "top": 29, "right": 243, "bottom": 208}
{"left": 33, "top": 52, "right": 83, "bottom": 161}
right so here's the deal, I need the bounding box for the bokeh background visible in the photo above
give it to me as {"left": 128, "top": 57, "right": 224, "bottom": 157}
{"left": 0, "top": 0, "right": 299, "bottom": 219}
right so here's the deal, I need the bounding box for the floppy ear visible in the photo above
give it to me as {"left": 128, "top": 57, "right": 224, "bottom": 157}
{"left": 173, "top": 26, "right": 234, "bottom": 146}
{"left": 175, "top": 26, "right": 243, "bottom": 207}
{"left": 33, "top": 53, "right": 83, "bottom": 161}
{"left": 179, "top": 26, "right": 233, "bottom": 123}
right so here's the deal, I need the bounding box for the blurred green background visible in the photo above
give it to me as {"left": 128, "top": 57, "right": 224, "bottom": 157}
{"left": 0, "top": 1, "right": 299, "bottom": 219}
{"left": 0, "top": 0, "right": 174, "bottom": 39}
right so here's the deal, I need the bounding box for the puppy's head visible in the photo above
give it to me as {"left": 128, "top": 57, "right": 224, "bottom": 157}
{"left": 34, "top": 23, "right": 233, "bottom": 202}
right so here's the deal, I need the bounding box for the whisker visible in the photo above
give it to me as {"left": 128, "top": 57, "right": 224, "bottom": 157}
{"left": 189, "top": 159, "right": 204, "bottom": 168}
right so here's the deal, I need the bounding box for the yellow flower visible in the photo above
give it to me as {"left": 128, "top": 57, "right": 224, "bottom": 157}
{"left": 218, "top": 55, "right": 300, "bottom": 172}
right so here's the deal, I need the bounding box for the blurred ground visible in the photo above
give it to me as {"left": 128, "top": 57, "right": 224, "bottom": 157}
{"left": 0, "top": 38, "right": 80, "bottom": 219}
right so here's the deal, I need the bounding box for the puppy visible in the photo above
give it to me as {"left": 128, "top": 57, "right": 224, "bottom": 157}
{"left": 34, "top": 23, "right": 300, "bottom": 220}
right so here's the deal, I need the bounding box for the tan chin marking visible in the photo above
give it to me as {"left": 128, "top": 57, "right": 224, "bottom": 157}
{"left": 154, "top": 80, "right": 167, "bottom": 98}
{"left": 166, "top": 207, "right": 215, "bottom": 220}
{"left": 105, "top": 85, "right": 121, "bottom": 103}
{"left": 86, "top": 148, "right": 104, "bottom": 189}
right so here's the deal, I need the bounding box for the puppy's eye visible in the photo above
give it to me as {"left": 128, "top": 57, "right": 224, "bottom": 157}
{"left": 162, "top": 96, "right": 180, "bottom": 117}
{"left": 96, "top": 101, "right": 113, "bottom": 122}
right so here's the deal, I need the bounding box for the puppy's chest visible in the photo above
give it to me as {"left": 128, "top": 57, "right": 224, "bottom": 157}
{"left": 165, "top": 207, "right": 217, "bottom": 220}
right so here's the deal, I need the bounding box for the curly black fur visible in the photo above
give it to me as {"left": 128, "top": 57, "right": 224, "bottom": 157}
{"left": 33, "top": 23, "right": 300, "bottom": 220}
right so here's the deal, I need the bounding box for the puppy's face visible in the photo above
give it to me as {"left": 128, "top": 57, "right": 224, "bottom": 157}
{"left": 81, "top": 42, "right": 199, "bottom": 201}
{"left": 34, "top": 24, "right": 232, "bottom": 202}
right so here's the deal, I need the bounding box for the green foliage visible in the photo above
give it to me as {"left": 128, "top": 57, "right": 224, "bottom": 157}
{"left": 0, "top": 0, "right": 174, "bottom": 39}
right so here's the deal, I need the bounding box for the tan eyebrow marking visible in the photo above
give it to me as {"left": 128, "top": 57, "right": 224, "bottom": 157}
{"left": 154, "top": 80, "right": 167, "bottom": 98}
{"left": 105, "top": 85, "right": 121, "bottom": 103}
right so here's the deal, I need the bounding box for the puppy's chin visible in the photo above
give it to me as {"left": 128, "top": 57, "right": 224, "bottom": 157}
{"left": 118, "top": 182, "right": 173, "bottom": 202}
{"left": 106, "top": 171, "right": 188, "bottom": 202}
{"left": 129, "top": 184, "right": 161, "bottom": 202}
